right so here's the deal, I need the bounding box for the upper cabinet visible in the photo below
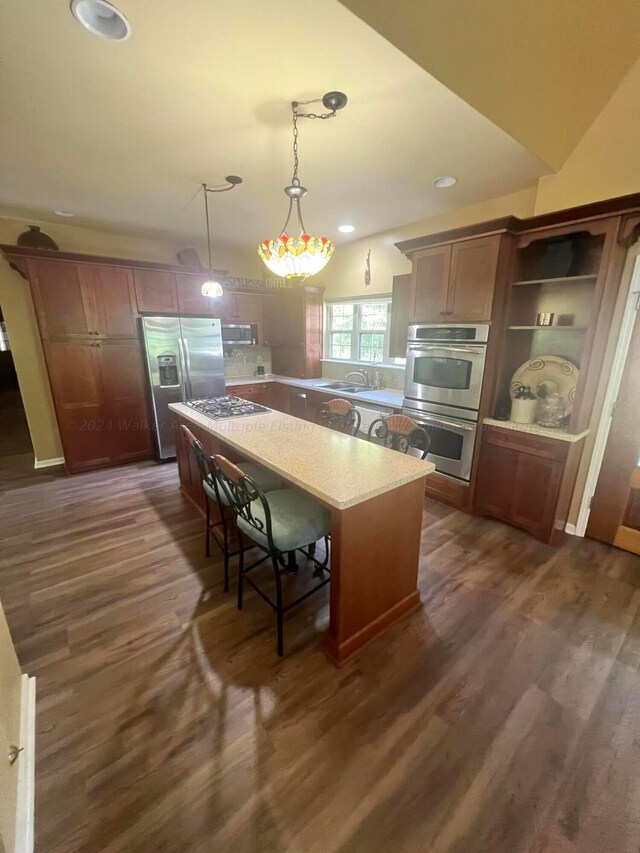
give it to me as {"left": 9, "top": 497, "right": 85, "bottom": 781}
{"left": 29, "top": 259, "right": 138, "bottom": 339}
{"left": 133, "top": 269, "right": 179, "bottom": 314}
{"left": 447, "top": 236, "right": 501, "bottom": 321}
{"left": 264, "top": 286, "right": 324, "bottom": 378}
{"left": 175, "top": 273, "right": 218, "bottom": 316}
{"left": 389, "top": 273, "right": 411, "bottom": 358}
{"left": 408, "top": 235, "right": 500, "bottom": 323}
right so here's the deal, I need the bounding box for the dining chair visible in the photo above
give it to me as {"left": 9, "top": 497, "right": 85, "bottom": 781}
{"left": 181, "top": 425, "right": 282, "bottom": 591}
{"left": 212, "top": 454, "right": 331, "bottom": 656}
{"left": 366, "top": 414, "right": 430, "bottom": 459}
{"left": 316, "top": 398, "right": 361, "bottom": 436}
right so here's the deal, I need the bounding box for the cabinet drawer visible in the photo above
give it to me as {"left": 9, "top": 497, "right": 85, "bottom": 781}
{"left": 482, "top": 425, "right": 568, "bottom": 462}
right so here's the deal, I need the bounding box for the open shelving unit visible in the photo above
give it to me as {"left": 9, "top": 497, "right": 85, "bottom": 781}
{"left": 493, "top": 227, "right": 612, "bottom": 432}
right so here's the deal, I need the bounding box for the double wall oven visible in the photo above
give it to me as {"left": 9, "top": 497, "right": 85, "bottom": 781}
{"left": 403, "top": 323, "right": 489, "bottom": 481}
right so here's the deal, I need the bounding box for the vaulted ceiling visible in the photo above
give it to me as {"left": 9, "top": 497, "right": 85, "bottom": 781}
{"left": 339, "top": 0, "right": 640, "bottom": 170}
{"left": 0, "top": 0, "right": 547, "bottom": 253}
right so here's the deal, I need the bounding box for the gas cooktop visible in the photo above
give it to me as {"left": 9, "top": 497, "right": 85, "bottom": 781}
{"left": 185, "top": 396, "right": 270, "bottom": 419}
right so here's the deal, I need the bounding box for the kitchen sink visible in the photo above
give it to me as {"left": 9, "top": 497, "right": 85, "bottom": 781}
{"left": 314, "top": 381, "right": 363, "bottom": 392}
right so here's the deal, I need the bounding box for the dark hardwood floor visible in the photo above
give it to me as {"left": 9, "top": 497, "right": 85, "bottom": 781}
{"left": 2, "top": 453, "right": 640, "bottom": 852}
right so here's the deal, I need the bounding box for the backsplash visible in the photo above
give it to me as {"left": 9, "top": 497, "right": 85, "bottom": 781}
{"left": 224, "top": 346, "right": 272, "bottom": 379}
{"left": 320, "top": 360, "right": 405, "bottom": 391}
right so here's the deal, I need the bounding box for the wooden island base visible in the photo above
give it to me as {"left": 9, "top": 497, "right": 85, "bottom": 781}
{"left": 325, "top": 476, "right": 426, "bottom": 665}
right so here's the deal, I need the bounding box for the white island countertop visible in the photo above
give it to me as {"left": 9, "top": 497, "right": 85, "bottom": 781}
{"left": 170, "top": 403, "right": 434, "bottom": 510}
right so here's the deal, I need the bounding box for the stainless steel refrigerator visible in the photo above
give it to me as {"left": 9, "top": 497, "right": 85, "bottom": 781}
{"left": 140, "top": 315, "right": 225, "bottom": 459}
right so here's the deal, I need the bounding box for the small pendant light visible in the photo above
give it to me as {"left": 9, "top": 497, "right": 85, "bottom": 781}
{"left": 200, "top": 177, "right": 243, "bottom": 298}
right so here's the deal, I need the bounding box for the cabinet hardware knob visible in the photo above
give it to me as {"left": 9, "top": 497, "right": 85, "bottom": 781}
{"left": 8, "top": 745, "right": 23, "bottom": 766}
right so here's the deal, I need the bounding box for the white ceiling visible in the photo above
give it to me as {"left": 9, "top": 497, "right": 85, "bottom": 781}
{"left": 0, "top": 0, "right": 547, "bottom": 256}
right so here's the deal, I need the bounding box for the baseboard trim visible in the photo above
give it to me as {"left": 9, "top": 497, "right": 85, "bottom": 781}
{"left": 14, "top": 674, "right": 36, "bottom": 853}
{"left": 34, "top": 456, "right": 64, "bottom": 469}
{"left": 565, "top": 523, "right": 578, "bottom": 536}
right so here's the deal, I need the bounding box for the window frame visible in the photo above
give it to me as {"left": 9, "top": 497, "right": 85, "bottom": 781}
{"left": 325, "top": 297, "right": 396, "bottom": 365}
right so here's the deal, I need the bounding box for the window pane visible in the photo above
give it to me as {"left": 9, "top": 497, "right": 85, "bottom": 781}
{"left": 329, "top": 304, "right": 354, "bottom": 331}
{"left": 330, "top": 332, "right": 352, "bottom": 360}
{"left": 360, "top": 303, "right": 388, "bottom": 331}
{"left": 359, "top": 332, "right": 384, "bottom": 362}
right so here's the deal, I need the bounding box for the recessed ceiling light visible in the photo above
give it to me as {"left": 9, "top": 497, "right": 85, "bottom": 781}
{"left": 70, "top": 0, "right": 131, "bottom": 41}
{"left": 433, "top": 176, "right": 458, "bottom": 188}
{"left": 54, "top": 210, "right": 75, "bottom": 217}
{"left": 338, "top": 225, "right": 355, "bottom": 233}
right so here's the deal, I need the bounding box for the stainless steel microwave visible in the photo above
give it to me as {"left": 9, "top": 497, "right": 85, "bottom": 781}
{"left": 221, "top": 324, "right": 257, "bottom": 345}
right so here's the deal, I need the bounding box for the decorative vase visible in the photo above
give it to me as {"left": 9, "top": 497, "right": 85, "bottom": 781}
{"left": 17, "top": 225, "right": 59, "bottom": 251}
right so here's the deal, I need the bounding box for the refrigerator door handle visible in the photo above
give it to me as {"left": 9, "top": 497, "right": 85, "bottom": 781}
{"left": 177, "top": 337, "right": 191, "bottom": 402}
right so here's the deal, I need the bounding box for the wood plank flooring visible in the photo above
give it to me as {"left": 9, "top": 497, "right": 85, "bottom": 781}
{"left": 2, "top": 454, "right": 640, "bottom": 852}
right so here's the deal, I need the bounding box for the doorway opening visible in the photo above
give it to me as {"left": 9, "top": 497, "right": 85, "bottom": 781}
{"left": 0, "top": 306, "right": 34, "bottom": 461}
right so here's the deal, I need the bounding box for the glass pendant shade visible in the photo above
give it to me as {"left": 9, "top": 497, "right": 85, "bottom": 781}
{"left": 201, "top": 278, "right": 224, "bottom": 298}
{"left": 258, "top": 232, "right": 335, "bottom": 281}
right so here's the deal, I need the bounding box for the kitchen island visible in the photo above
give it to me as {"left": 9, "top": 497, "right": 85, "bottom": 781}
{"left": 170, "top": 402, "right": 434, "bottom": 664}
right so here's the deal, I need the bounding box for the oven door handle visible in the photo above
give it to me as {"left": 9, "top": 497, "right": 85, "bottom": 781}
{"left": 413, "top": 413, "right": 477, "bottom": 432}
{"left": 408, "top": 345, "right": 485, "bottom": 355}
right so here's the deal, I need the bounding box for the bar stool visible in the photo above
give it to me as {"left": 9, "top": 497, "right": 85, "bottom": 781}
{"left": 367, "top": 414, "right": 430, "bottom": 459}
{"left": 181, "top": 425, "right": 282, "bottom": 591}
{"left": 316, "top": 398, "right": 361, "bottom": 436}
{"left": 212, "top": 454, "right": 331, "bottom": 657}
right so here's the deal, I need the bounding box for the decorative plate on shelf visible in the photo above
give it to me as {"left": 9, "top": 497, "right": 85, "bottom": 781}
{"left": 510, "top": 355, "right": 579, "bottom": 413}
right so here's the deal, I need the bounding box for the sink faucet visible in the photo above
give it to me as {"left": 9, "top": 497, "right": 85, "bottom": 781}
{"left": 346, "top": 369, "right": 370, "bottom": 387}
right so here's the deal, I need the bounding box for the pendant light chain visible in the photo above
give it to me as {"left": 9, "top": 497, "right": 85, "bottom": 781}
{"left": 292, "top": 104, "right": 300, "bottom": 187}
{"left": 203, "top": 182, "right": 213, "bottom": 270}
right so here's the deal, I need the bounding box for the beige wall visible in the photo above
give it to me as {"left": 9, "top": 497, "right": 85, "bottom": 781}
{"left": 315, "top": 186, "right": 539, "bottom": 299}
{"left": 0, "top": 216, "right": 256, "bottom": 464}
{"left": 535, "top": 60, "right": 640, "bottom": 214}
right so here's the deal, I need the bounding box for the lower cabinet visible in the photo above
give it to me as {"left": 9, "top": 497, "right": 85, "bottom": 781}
{"left": 225, "top": 382, "right": 271, "bottom": 405}
{"left": 474, "top": 426, "right": 582, "bottom": 544}
{"left": 44, "top": 338, "right": 153, "bottom": 473}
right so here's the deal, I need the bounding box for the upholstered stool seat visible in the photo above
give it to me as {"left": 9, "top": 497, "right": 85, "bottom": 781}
{"left": 203, "top": 462, "right": 282, "bottom": 505}
{"left": 237, "top": 488, "right": 331, "bottom": 554}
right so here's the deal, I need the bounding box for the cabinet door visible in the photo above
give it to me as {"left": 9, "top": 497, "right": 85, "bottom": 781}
{"left": 28, "top": 259, "right": 92, "bottom": 338}
{"left": 262, "top": 293, "right": 287, "bottom": 346}
{"left": 474, "top": 441, "right": 518, "bottom": 522}
{"left": 268, "top": 383, "right": 290, "bottom": 413}
{"left": 389, "top": 273, "right": 411, "bottom": 358}
{"left": 133, "top": 269, "right": 179, "bottom": 314}
{"left": 410, "top": 245, "right": 452, "bottom": 322}
{"left": 511, "top": 453, "right": 563, "bottom": 541}
{"left": 234, "top": 293, "right": 262, "bottom": 323}
{"left": 98, "top": 340, "right": 153, "bottom": 461}
{"left": 211, "top": 293, "right": 236, "bottom": 323}
{"left": 447, "top": 236, "right": 500, "bottom": 321}
{"left": 44, "top": 340, "right": 110, "bottom": 471}
{"left": 226, "top": 383, "right": 270, "bottom": 405}
{"left": 288, "top": 387, "right": 308, "bottom": 420}
{"left": 176, "top": 273, "right": 217, "bottom": 316}
{"left": 81, "top": 265, "right": 138, "bottom": 338}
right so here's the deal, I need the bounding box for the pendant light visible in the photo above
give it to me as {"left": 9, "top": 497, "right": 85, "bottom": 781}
{"left": 201, "top": 177, "right": 243, "bottom": 298}
{"left": 258, "top": 91, "right": 348, "bottom": 282}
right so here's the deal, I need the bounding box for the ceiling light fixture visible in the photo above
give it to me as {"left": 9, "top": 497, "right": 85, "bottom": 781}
{"left": 70, "top": 0, "right": 131, "bottom": 41}
{"left": 433, "top": 176, "right": 458, "bottom": 188}
{"left": 338, "top": 224, "right": 355, "bottom": 233}
{"left": 201, "top": 177, "right": 243, "bottom": 299}
{"left": 54, "top": 210, "right": 75, "bottom": 217}
{"left": 258, "top": 91, "right": 348, "bottom": 282}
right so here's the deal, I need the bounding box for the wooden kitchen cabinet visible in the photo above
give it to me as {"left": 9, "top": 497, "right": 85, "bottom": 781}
{"left": 448, "top": 236, "right": 500, "bottom": 321}
{"left": 176, "top": 273, "right": 219, "bottom": 316}
{"left": 389, "top": 273, "right": 411, "bottom": 358}
{"left": 408, "top": 236, "right": 500, "bottom": 323}
{"left": 268, "top": 382, "right": 290, "bottom": 413}
{"left": 226, "top": 383, "right": 271, "bottom": 405}
{"left": 28, "top": 260, "right": 138, "bottom": 339}
{"left": 474, "top": 425, "right": 581, "bottom": 544}
{"left": 410, "top": 245, "right": 451, "bottom": 322}
{"left": 133, "top": 269, "right": 179, "bottom": 314}
{"left": 264, "top": 286, "right": 324, "bottom": 378}
{"left": 44, "top": 338, "right": 152, "bottom": 472}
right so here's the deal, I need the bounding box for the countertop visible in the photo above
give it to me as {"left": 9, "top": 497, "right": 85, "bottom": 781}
{"left": 483, "top": 417, "right": 590, "bottom": 443}
{"left": 225, "top": 375, "right": 404, "bottom": 409}
{"left": 170, "top": 402, "right": 434, "bottom": 510}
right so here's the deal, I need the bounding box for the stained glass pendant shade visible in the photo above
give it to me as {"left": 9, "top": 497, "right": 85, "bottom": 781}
{"left": 258, "top": 93, "right": 346, "bottom": 282}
